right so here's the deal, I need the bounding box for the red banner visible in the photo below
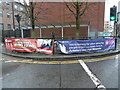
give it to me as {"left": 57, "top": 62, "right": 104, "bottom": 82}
{"left": 5, "top": 38, "right": 54, "bottom": 55}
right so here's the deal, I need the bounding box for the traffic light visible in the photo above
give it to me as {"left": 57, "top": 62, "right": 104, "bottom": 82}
{"left": 15, "top": 14, "right": 21, "bottom": 23}
{"left": 110, "top": 5, "right": 117, "bottom": 21}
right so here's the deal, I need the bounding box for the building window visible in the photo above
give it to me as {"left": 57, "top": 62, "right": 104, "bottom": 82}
{"left": 0, "top": 23, "right": 4, "bottom": 30}
{"left": 0, "top": 0, "right": 2, "bottom": 4}
{"left": 20, "top": 7, "right": 23, "bottom": 11}
{"left": 7, "top": 24, "right": 11, "bottom": 30}
{"left": 7, "top": 13, "right": 11, "bottom": 18}
{"left": 14, "top": 5, "right": 18, "bottom": 9}
{"left": 6, "top": 1, "right": 10, "bottom": 5}
{"left": 0, "top": 11, "right": 3, "bottom": 17}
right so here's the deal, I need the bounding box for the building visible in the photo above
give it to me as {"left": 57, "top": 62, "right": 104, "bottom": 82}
{"left": 32, "top": 2, "right": 105, "bottom": 38}
{"left": 0, "top": 1, "right": 28, "bottom": 30}
{"left": 0, "top": 0, "right": 30, "bottom": 39}
{"left": 117, "top": 1, "right": 120, "bottom": 35}
{"left": 117, "top": 1, "right": 120, "bottom": 24}
{"left": 104, "top": 21, "right": 113, "bottom": 32}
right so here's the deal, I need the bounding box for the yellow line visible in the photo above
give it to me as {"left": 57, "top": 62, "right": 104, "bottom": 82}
{"left": 1, "top": 56, "right": 79, "bottom": 64}
{"left": 2, "top": 57, "right": 79, "bottom": 64}
{"left": 83, "top": 56, "right": 115, "bottom": 62}
{"left": 0, "top": 55, "right": 115, "bottom": 64}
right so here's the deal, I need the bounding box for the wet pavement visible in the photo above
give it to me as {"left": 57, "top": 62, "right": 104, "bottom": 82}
{"left": 1, "top": 54, "right": 119, "bottom": 89}
{"left": 0, "top": 39, "right": 120, "bottom": 89}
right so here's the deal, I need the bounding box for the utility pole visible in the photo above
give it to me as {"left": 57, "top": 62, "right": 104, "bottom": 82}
{"left": 12, "top": 2, "right": 16, "bottom": 38}
{"left": 12, "top": 2, "right": 15, "bottom": 31}
{"left": 15, "top": 14, "right": 22, "bottom": 38}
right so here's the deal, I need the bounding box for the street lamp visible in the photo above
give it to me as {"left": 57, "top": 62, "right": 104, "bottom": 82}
{"left": 15, "top": 14, "right": 22, "bottom": 38}
{"left": 15, "top": 14, "right": 21, "bottom": 31}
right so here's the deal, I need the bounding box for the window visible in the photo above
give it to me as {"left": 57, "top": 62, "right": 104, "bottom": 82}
{"left": 0, "top": 23, "right": 2, "bottom": 29}
{"left": 0, "top": 11, "right": 3, "bottom": 17}
{"left": 20, "top": 7, "right": 23, "bottom": 11}
{"left": 7, "top": 24, "right": 11, "bottom": 30}
{"left": 7, "top": 13, "right": 11, "bottom": 18}
{"left": 0, "top": 23, "right": 4, "bottom": 30}
{"left": 6, "top": 1, "right": 10, "bottom": 5}
{"left": 0, "top": 0, "right": 2, "bottom": 4}
{"left": 14, "top": 5, "right": 17, "bottom": 9}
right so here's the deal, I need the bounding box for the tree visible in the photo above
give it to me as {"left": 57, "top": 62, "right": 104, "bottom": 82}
{"left": 65, "top": 1, "right": 95, "bottom": 37}
{"left": 23, "top": 0, "right": 42, "bottom": 38}
{"left": 22, "top": 1, "right": 35, "bottom": 37}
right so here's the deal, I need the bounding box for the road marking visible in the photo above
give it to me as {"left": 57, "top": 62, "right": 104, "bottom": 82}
{"left": 83, "top": 56, "right": 115, "bottom": 62}
{"left": 4, "top": 59, "right": 79, "bottom": 64}
{"left": 2, "top": 74, "right": 10, "bottom": 79}
{"left": 78, "top": 60, "right": 106, "bottom": 90}
{"left": 0, "top": 55, "right": 115, "bottom": 64}
{"left": 4, "top": 61, "right": 13, "bottom": 63}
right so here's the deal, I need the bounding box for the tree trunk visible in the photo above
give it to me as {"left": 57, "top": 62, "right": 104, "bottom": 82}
{"left": 31, "top": 30, "right": 35, "bottom": 38}
{"left": 76, "top": 16, "right": 80, "bottom": 37}
{"left": 76, "top": 2, "right": 80, "bottom": 37}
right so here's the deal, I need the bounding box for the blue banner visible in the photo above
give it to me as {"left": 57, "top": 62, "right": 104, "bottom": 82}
{"left": 56, "top": 38, "right": 115, "bottom": 54}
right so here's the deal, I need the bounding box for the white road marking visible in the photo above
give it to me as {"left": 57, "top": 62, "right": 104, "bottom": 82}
{"left": 2, "top": 74, "right": 10, "bottom": 79}
{"left": 0, "top": 77, "right": 2, "bottom": 80}
{"left": 78, "top": 60, "right": 106, "bottom": 90}
{"left": 115, "top": 55, "right": 119, "bottom": 59}
{"left": 4, "top": 61, "right": 13, "bottom": 63}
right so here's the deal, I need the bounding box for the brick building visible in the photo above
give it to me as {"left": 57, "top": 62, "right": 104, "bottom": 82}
{"left": 0, "top": 1, "right": 30, "bottom": 40}
{"left": 33, "top": 2, "right": 105, "bottom": 39}
{"left": 0, "top": 1, "right": 28, "bottom": 30}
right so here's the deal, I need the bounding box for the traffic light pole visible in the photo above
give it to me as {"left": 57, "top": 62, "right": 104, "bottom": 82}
{"left": 18, "top": 21, "right": 21, "bottom": 32}
{"left": 15, "top": 14, "right": 22, "bottom": 38}
{"left": 110, "top": 5, "right": 117, "bottom": 50}
{"left": 114, "top": 21, "right": 118, "bottom": 50}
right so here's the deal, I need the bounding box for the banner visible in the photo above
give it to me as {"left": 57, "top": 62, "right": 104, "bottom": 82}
{"left": 5, "top": 38, "right": 54, "bottom": 55}
{"left": 56, "top": 38, "right": 115, "bottom": 54}
{"left": 36, "top": 39, "right": 54, "bottom": 55}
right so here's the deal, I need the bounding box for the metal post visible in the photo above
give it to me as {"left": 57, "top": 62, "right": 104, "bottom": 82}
{"left": 51, "top": 32, "right": 55, "bottom": 39}
{"left": 61, "top": 26, "right": 64, "bottom": 39}
{"left": 12, "top": 2, "right": 16, "bottom": 38}
{"left": 15, "top": 14, "right": 21, "bottom": 38}
{"left": 40, "top": 27, "right": 42, "bottom": 38}
{"left": 21, "top": 29, "right": 24, "bottom": 38}
{"left": 114, "top": 21, "right": 117, "bottom": 50}
{"left": 12, "top": 2, "right": 15, "bottom": 31}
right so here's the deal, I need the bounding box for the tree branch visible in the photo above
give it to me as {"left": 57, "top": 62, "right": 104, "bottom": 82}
{"left": 80, "top": 2, "right": 88, "bottom": 16}
{"left": 64, "top": 2, "right": 76, "bottom": 17}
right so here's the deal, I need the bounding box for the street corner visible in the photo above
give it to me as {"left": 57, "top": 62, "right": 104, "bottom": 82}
{"left": 1, "top": 54, "right": 116, "bottom": 65}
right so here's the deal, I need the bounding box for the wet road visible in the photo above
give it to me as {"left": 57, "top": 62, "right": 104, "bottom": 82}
{"left": 1, "top": 54, "right": 120, "bottom": 89}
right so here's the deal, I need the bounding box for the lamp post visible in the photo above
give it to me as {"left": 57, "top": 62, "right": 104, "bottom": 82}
{"left": 15, "top": 14, "right": 22, "bottom": 38}
{"left": 12, "top": 2, "right": 15, "bottom": 31}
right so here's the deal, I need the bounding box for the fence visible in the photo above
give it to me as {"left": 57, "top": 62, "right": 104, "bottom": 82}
{"left": 2, "top": 29, "right": 30, "bottom": 43}
{"left": 2, "top": 29, "right": 119, "bottom": 43}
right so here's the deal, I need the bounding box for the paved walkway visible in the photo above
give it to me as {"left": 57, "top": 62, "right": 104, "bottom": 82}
{"left": 1, "top": 41, "right": 120, "bottom": 61}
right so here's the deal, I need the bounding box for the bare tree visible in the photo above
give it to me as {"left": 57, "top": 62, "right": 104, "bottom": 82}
{"left": 23, "top": 0, "right": 42, "bottom": 38}
{"left": 65, "top": 1, "right": 95, "bottom": 37}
